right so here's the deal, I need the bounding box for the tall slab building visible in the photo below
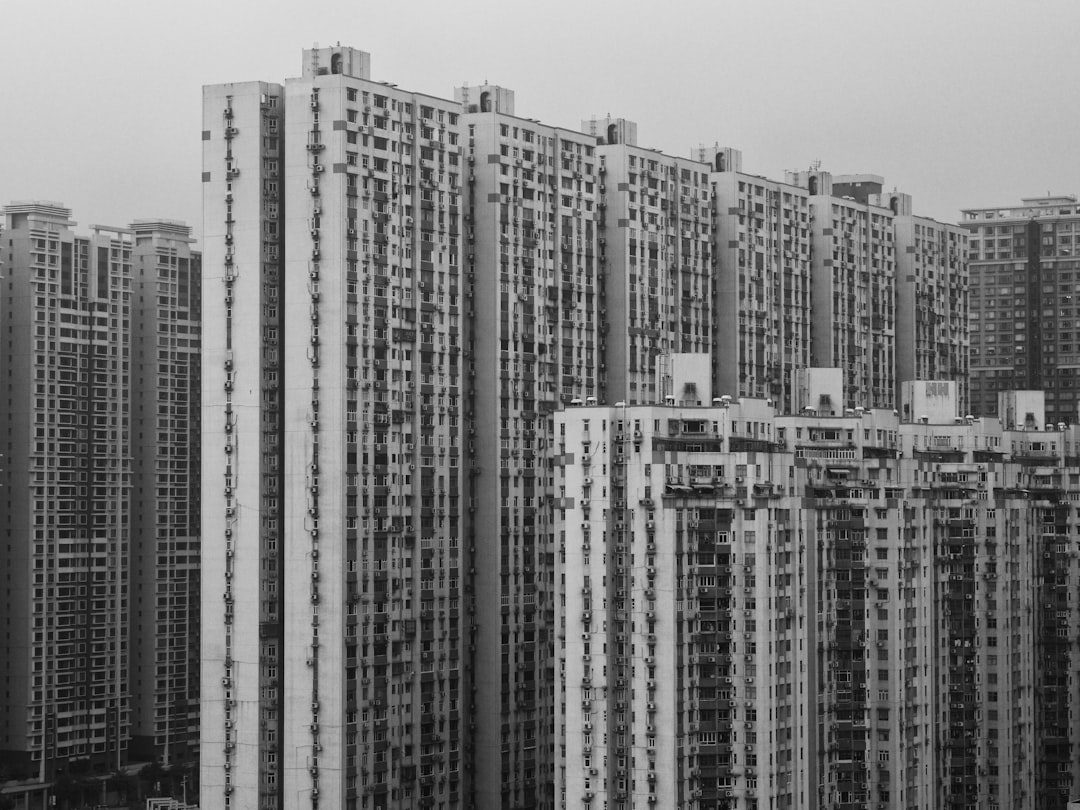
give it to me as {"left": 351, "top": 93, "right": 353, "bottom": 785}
{"left": 201, "top": 75, "right": 286, "bottom": 810}
{"left": 885, "top": 197, "right": 969, "bottom": 416}
{"left": 456, "top": 84, "right": 604, "bottom": 809}
{"left": 129, "top": 220, "right": 202, "bottom": 765}
{"left": 0, "top": 203, "right": 133, "bottom": 777}
{"left": 700, "top": 147, "right": 812, "bottom": 412}
{"left": 962, "top": 195, "right": 1080, "bottom": 423}
{"left": 202, "top": 48, "right": 466, "bottom": 810}
{"left": 827, "top": 178, "right": 969, "bottom": 416}
{"left": 787, "top": 170, "right": 897, "bottom": 410}
{"left": 583, "top": 116, "right": 713, "bottom": 405}
{"left": 202, "top": 48, "right": 722, "bottom": 810}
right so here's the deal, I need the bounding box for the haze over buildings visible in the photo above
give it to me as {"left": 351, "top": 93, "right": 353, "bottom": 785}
{"left": 1, "top": 7, "right": 1080, "bottom": 810}
{"left": 3, "top": 1, "right": 1080, "bottom": 235}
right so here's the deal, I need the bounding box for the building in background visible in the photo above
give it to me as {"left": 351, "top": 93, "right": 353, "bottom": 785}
{"left": 556, "top": 387, "right": 1080, "bottom": 810}
{"left": 785, "top": 170, "right": 897, "bottom": 410}
{"left": 129, "top": 220, "right": 202, "bottom": 766}
{"left": 699, "top": 146, "right": 812, "bottom": 413}
{"left": 584, "top": 116, "right": 712, "bottom": 405}
{"left": 202, "top": 47, "right": 466, "bottom": 810}
{"left": 962, "top": 195, "right": 1080, "bottom": 423}
{"left": 0, "top": 202, "right": 133, "bottom": 779}
{"left": 829, "top": 177, "right": 969, "bottom": 416}
{"left": 457, "top": 84, "right": 602, "bottom": 810}
{"left": 702, "top": 162, "right": 966, "bottom": 417}
{"left": 886, "top": 195, "right": 968, "bottom": 416}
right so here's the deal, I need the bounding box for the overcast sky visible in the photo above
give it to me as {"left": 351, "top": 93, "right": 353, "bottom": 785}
{"left": 2, "top": 0, "right": 1078, "bottom": 243}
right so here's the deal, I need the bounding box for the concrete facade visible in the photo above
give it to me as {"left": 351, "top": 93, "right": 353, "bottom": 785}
{"left": 197, "top": 42, "right": 1067, "bottom": 810}
{"left": 825, "top": 180, "right": 969, "bottom": 413}
{"left": 556, "top": 394, "right": 1080, "bottom": 810}
{"left": 129, "top": 220, "right": 202, "bottom": 766}
{"left": 202, "top": 48, "right": 467, "bottom": 810}
{"left": 593, "top": 122, "right": 713, "bottom": 404}
{"left": 201, "top": 76, "right": 287, "bottom": 810}
{"left": 702, "top": 148, "right": 812, "bottom": 413}
{"left": 785, "top": 170, "right": 896, "bottom": 410}
{"left": 459, "top": 88, "right": 603, "bottom": 810}
{"left": 0, "top": 203, "right": 133, "bottom": 778}
{"left": 885, "top": 200, "right": 968, "bottom": 414}
{"left": 962, "top": 195, "right": 1080, "bottom": 424}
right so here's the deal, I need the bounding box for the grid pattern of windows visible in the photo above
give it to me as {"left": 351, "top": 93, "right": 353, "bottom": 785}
{"left": 1, "top": 205, "right": 132, "bottom": 770}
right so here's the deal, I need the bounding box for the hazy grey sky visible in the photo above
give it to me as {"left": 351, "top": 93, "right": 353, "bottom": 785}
{"left": 2, "top": 0, "right": 1078, "bottom": 243}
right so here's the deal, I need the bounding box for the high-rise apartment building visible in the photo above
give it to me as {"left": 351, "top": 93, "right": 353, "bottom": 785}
{"left": 202, "top": 47, "right": 466, "bottom": 810}
{"left": 583, "top": 117, "right": 712, "bottom": 404}
{"left": 201, "top": 42, "right": 1019, "bottom": 810}
{"left": 456, "top": 84, "right": 603, "bottom": 809}
{"left": 555, "top": 387, "right": 1080, "bottom": 810}
{"left": 828, "top": 177, "right": 969, "bottom": 415}
{"left": 962, "top": 195, "right": 1080, "bottom": 423}
{"left": 556, "top": 399, "right": 809, "bottom": 810}
{"left": 700, "top": 147, "right": 812, "bottom": 412}
{"left": 456, "top": 98, "right": 721, "bottom": 806}
{"left": 0, "top": 202, "right": 133, "bottom": 778}
{"left": 887, "top": 198, "right": 969, "bottom": 415}
{"left": 203, "top": 49, "right": 726, "bottom": 810}
{"left": 129, "top": 220, "right": 202, "bottom": 765}
{"left": 699, "top": 163, "right": 963, "bottom": 417}
{"left": 785, "top": 170, "right": 897, "bottom": 410}
{"left": 200, "top": 75, "right": 286, "bottom": 810}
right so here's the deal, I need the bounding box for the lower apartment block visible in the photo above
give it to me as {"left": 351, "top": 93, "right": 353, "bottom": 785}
{"left": 555, "top": 394, "right": 1080, "bottom": 810}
